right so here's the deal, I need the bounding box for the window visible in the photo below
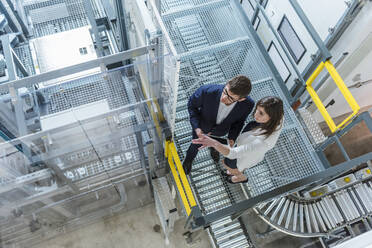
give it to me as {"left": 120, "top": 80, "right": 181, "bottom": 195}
{"left": 79, "top": 47, "right": 88, "bottom": 55}
{"left": 277, "top": 15, "right": 306, "bottom": 64}
{"left": 267, "top": 41, "right": 291, "bottom": 83}
{"left": 241, "top": 0, "right": 262, "bottom": 30}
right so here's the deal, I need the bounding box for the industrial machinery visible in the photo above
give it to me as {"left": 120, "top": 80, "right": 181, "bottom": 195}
{"left": 0, "top": 0, "right": 371, "bottom": 248}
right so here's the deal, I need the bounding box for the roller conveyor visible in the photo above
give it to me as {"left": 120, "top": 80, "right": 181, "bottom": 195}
{"left": 254, "top": 169, "right": 372, "bottom": 238}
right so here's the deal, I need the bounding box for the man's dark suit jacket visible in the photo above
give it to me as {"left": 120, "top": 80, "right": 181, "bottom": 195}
{"left": 188, "top": 84, "right": 255, "bottom": 141}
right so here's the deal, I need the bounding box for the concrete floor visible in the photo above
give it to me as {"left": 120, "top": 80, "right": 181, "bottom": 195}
{"left": 33, "top": 108, "right": 372, "bottom": 248}
{"left": 35, "top": 203, "right": 212, "bottom": 248}
{"left": 34, "top": 201, "right": 322, "bottom": 248}
{"left": 319, "top": 106, "right": 372, "bottom": 166}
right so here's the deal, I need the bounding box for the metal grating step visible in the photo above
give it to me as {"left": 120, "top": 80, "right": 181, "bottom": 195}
{"left": 218, "top": 234, "right": 248, "bottom": 248}
{"left": 213, "top": 222, "right": 241, "bottom": 236}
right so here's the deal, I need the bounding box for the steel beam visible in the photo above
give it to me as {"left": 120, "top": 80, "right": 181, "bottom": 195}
{"left": 84, "top": 0, "right": 105, "bottom": 57}
{"left": 289, "top": 0, "right": 332, "bottom": 61}
{"left": 31, "top": 123, "right": 152, "bottom": 165}
{"left": 252, "top": 0, "right": 307, "bottom": 98}
{"left": 300, "top": 0, "right": 361, "bottom": 82}
{"left": 114, "top": 0, "right": 130, "bottom": 55}
{"left": 231, "top": 0, "right": 292, "bottom": 103}
{"left": 0, "top": 169, "right": 52, "bottom": 194}
{"left": 1, "top": 34, "right": 17, "bottom": 80}
{"left": 0, "top": 45, "right": 155, "bottom": 92}
{"left": 5, "top": 0, "right": 29, "bottom": 37}
{"left": 0, "top": 1, "right": 24, "bottom": 42}
{"left": 0, "top": 100, "right": 152, "bottom": 149}
{"left": 11, "top": 48, "right": 29, "bottom": 77}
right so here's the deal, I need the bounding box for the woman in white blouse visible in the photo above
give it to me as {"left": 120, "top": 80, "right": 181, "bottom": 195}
{"left": 192, "top": 96, "right": 284, "bottom": 184}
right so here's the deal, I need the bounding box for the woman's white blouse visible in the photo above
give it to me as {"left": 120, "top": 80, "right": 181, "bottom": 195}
{"left": 225, "top": 125, "right": 283, "bottom": 171}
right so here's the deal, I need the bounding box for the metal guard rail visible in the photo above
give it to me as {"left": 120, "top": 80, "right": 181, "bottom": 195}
{"left": 165, "top": 140, "right": 197, "bottom": 215}
{"left": 306, "top": 60, "right": 360, "bottom": 133}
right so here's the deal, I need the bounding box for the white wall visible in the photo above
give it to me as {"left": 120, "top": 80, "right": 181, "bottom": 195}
{"left": 240, "top": 0, "right": 372, "bottom": 124}
{"left": 311, "top": 2, "right": 372, "bottom": 122}
{"left": 241, "top": 0, "right": 348, "bottom": 90}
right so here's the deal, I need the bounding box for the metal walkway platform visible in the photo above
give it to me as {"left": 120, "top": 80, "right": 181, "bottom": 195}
{"left": 159, "top": 0, "right": 323, "bottom": 246}
{"left": 23, "top": 0, "right": 88, "bottom": 38}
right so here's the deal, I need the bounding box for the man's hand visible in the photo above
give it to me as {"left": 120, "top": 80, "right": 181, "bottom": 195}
{"left": 192, "top": 134, "right": 217, "bottom": 150}
{"left": 195, "top": 128, "right": 203, "bottom": 138}
{"left": 228, "top": 139, "right": 234, "bottom": 147}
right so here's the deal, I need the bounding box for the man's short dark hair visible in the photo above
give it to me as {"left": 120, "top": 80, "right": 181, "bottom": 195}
{"left": 227, "top": 75, "right": 252, "bottom": 98}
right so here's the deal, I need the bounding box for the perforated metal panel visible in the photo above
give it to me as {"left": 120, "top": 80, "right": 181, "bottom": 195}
{"left": 41, "top": 71, "right": 132, "bottom": 114}
{"left": 13, "top": 44, "right": 36, "bottom": 77}
{"left": 24, "top": 0, "right": 88, "bottom": 37}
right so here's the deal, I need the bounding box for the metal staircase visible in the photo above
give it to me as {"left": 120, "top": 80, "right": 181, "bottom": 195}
{"left": 158, "top": 0, "right": 322, "bottom": 247}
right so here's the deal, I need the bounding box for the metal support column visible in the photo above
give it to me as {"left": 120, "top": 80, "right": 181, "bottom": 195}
{"left": 5, "top": 0, "right": 29, "bottom": 37}
{"left": 84, "top": 0, "right": 105, "bottom": 57}
{"left": 2, "top": 35, "right": 28, "bottom": 140}
{"left": 252, "top": 0, "right": 307, "bottom": 97}
{"left": 289, "top": 0, "right": 332, "bottom": 61}
{"left": 0, "top": 1, "right": 25, "bottom": 42}
{"left": 114, "top": 0, "right": 130, "bottom": 54}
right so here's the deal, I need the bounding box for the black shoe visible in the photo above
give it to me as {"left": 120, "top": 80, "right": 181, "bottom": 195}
{"left": 220, "top": 170, "right": 229, "bottom": 177}
{"left": 226, "top": 175, "right": 248, "bottom": 184}
{"left": 182, "top": 160, "right": 192, "bottom": 175}
{"left": 209, "top": 147, "right": 220, "bottom": 164}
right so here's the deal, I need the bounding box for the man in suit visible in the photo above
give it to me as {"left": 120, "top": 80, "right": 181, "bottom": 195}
{"left": 183, "top": 75, "right": 254, "bottom": 174}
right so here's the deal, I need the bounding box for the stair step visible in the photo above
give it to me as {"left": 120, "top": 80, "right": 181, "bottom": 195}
{"left": 204, "top": 199, "right": 231, "bottom": 212}
{"left": 216, "top": 229, "right": 244, "bottom": 243}
{"left": 192, "top": 173, "right": 219, "bottom": 184}
{"left": 224, "top": 239, "right": 251, "bottom": 248}
{"left": 212, "top": 222, "right": 241, "bottom": 235}
{"left": 202, "top": 193, "right": 229, "bottom": 205}
{"left": 210, "top": 217, "right": 232, "bottom": 230}
{"left": 218, "top": 234, "right": 247, "bottom": 248}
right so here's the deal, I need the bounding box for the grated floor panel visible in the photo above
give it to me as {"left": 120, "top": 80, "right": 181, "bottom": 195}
{"left": 24, "top": 0, "right": 88, "bottom": 38}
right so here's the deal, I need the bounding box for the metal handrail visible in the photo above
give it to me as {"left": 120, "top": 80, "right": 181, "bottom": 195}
{"left": 306, "top": 60, "right": 360, "bottom": 133}
{"left": 165, "top": 140, "right": 197, "bottom": 215}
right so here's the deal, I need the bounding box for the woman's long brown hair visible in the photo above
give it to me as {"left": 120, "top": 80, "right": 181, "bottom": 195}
{"left": 254, "top": 96, "right": 284, "bottom": 137}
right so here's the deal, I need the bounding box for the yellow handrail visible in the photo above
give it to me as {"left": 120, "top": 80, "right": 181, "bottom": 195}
{"left": 165, "top": 140, "right": 197, "bottom": 215}
{"left": 306, "top": 60, "right": 360, "bottom": 133}
{"left": 169, "top": 142, "right": 197, "bottom": 207}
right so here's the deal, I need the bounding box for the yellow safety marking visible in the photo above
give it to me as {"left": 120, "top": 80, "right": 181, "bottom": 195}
{"left": 344, "top": 177, "right": 350, "bottom": 183}
{"left": 366, "top": 169, "right": 371, "bottom": 174}
{"left": 154, "top": 99, "right": 165, "bottom": 122}
{"left": 306, "top": 60, "right": 360, "bottom": 133}
{"left": 169, "top": 142, "right": 197, "bottom": 207}
{"left": 165, "top": 140, "right": 169, "bottom": 158}
{"left": 146, "top": 100, "right": 163, "bottom": 140}
{"left": 168, "top": 154, "right": 191, "bottom": 215}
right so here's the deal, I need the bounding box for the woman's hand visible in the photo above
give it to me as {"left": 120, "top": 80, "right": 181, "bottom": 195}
{"left": 192, "top": 134, "right": 217, "bottom": 150}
